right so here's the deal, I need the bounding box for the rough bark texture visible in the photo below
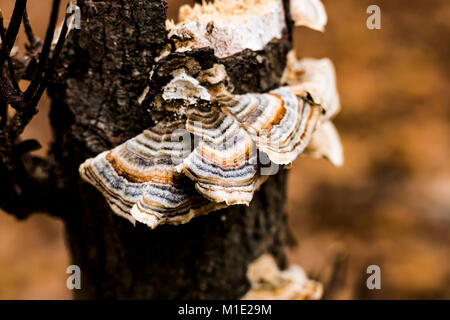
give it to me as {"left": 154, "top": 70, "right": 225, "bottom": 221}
{"left": 45, "top": 0, "right": 293, "bottom": 299}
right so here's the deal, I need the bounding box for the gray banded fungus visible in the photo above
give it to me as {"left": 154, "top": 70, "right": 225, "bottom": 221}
{"left": 79, "top": 0, "right": 342, "bottom": 229}
{"left": 79, "top": 119, "right": 227, "bottom": 227}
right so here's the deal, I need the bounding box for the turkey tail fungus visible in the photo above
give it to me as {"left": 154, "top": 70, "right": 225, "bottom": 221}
{"left": 1, "top": 0, "right": 340, "bottom": 299}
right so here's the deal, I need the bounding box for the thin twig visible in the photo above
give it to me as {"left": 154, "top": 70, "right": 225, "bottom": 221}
{"left": 24, "top": 0, "right": 61, "bottom": 99}
{"left": 3, "top": 0, "right": 27, "bottom": 53}
{"left": 22, "top": 9, "right": 38, "bottom": 50}
{"left": 0, "top": 10, "right": 9, "bottom": 69}
{"left": 0, "top": 0, "right": 70, "bottom": 219}
{"left": 6, "top": 55, "right": 20, "bottom": 92}
{"left": 0, "top": 14, "right": 21, "bottom": 93}
{"left": 31, "top": 17, "right": 68, "bottom": 107}
{"left": 9, "top": 2, "right": 71, "bottom": 141}
{"left": 0, "top": 100, "right": 7, "bottom": 128}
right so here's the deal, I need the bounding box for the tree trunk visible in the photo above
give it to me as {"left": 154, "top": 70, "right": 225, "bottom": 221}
{"left": 47, "top": 0, "right": 293, "bottom": 299}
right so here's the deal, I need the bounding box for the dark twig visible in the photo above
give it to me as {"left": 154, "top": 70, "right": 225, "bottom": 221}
{"left": 0, "top": 0, "right": 70, "bottom": 219}
{"left": 9, "top": 5, "right": 69, "bottom": 141}
{"left": 3, "top": 0, "right": 27, "bottom": 55}
{"left": 25, "top": 0, "right": 61, "bottom": 99}
{"left": 31, "top": 13, "right": 69, "bottom": 107}
{"left": 0, "top": 11, "right": 20, "bottom": 92}
{"left": 0, "top": 100, "right": 7, "bottom": 128}
{"left": 6, "top": 55, "right": 21, "bottom": 92}
{"left": 22, "top": 9, "right": 39, "bottom": 51}
{"left": 316, "top": 244, "right": 349, "bottom": 299}
{"left": 0, "top": 10, "right": 4, "bottom": 69}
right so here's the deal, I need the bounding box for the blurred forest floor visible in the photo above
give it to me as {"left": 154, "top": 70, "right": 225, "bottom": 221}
{"left": 0, "top": 0, "right": 449, "bottom": 299}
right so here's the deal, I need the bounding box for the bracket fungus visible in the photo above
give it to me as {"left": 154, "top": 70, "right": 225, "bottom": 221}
{"left": 167, "top": 0, "right": 286, "bottom": 58}
{"left": 242, "top": 254, "right": 323, "bottom": 300}
{"left": 79, "top": 0, "right": 342, "bottom": 229}
{"left": 290, "top": 0, "right": 328, "bottom": 31}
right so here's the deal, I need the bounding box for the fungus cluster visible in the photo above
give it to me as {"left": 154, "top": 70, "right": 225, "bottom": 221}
{"left": 167, "top": 0, "right": 286, "bottom": 58}
{"left": 242, "top": 254, "right": 323, "bottom": 300}
{"left": 79, "top": 0, "right": 342, "bottom": 229}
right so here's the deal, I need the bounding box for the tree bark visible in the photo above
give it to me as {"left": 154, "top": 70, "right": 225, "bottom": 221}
{"left": 46, "top": 0, "right": 293, "bottom": 299}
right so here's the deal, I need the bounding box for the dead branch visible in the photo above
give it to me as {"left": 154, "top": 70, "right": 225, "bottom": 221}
{"left": 0, "top": 0, "right": 70, "bottom": 218}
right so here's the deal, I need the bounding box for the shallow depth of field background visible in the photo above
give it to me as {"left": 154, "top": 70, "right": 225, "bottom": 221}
{"left": 0, "top": 0, "right": 449, "bottom": 299}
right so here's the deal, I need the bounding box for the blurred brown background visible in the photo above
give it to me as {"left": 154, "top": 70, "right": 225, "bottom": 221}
{"left": 0, "top": 0, "right": 449, "bottom": 299}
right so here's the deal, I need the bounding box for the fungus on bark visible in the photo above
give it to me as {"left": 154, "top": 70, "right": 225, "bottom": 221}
{"left": 289, "top": 0, "right": 327, "bottom": 31}
{"left": 242, "top": 254, "right": 323, "bottom": 300}
{"left": 167, "top": 0, "right": 286, "bottom": 58}
{"left": 79, "top": 0, "right": 342, "bottom": 229}
{"left": 1, "top": 0, "right": 342, "bottom": 299}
